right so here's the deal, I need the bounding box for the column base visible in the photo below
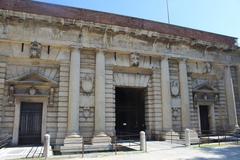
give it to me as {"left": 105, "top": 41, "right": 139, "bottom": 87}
{"left": 233, "top": 124, "right": 240, "bottom": 134}
{"left": 91, "top": 132, "right": 111, "bottom": 145}
{"left": 60, "top": 134, "right": 83, "bottom": 154}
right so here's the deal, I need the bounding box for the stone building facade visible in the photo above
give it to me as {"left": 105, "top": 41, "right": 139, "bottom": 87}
{"left": 0, "top": 0, "right": 240, "bottom": 152}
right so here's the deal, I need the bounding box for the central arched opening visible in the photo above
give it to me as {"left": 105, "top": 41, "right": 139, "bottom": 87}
{"left": 115, "top": 87, "right": 145, "bottom": 136}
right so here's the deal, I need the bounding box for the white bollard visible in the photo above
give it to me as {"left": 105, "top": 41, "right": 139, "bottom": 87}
{"left": 43, "top": 134, "right": 50, "bottom": 158}
{"left": 140, "top": 131, "right": 146, "bottom": 152}
{"left": 185, "top": 129, "right": 191, "bottom": 147}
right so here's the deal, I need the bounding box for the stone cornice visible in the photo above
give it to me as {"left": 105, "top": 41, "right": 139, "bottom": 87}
{"left": 0, "top": 9, "right": 237, "bottom": 51}
{"left": 0, "top": 0, "right": 237, "bottom": 48}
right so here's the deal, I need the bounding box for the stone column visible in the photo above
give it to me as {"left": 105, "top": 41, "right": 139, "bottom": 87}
{"left": 61, "top": 46, "right": 82, "bottom": 153}
{"left": 161, "top": 56, "right": 172, "bottom": 131}
{"left": 92, "top": 50, "right": 111, "bottom": 145}
{"left": 67, "top": 47, "right": 81, "bottom": 135}
{"left": 179, "top": 59, "right": 190, "bottom": 129}
{"left": 237, "top": 66, "right": 240, "bottom": 122}
{"left": 224, "top": 65, "right": 239, "bottom": 131}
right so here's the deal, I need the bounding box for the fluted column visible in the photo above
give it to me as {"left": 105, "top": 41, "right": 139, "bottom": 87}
{"left": 224, "top": 65, "right": 239, "bottom": 131}
{"left": 67, "top": 47, "right": 81, "bottom": 135}
{"left": 161, "top": 56, "right": 172, "bottom": 131}
{"left": 179, "top": 59, "right": 190, "bottom": 129}
{"left": 92, "top": 49, "right": 111, "bottom": 144}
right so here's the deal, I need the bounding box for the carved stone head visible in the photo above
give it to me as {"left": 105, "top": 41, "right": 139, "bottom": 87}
{"left": 30, "top": 41, "right": 42, "bottom": 58}
{"left": 130, "top": 52, "right": 140, "bottom": 66}
{"left": 204, "top": 62, "right": 212, "bottom": 73}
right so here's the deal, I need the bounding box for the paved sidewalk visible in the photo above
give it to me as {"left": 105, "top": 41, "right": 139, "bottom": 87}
{"left": 0, "top": 146, "right": 44, "bottom": 159}
{"left": 52, "top": 142, "right": 240, "bottom": 160}
{"left": 1, "top": 141, "right": 240, "bottom": 160}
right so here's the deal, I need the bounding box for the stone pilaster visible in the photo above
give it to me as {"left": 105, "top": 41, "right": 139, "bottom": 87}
{"left": 61, "top": 47, "right": 82, "bottom": 153}
{"left": 161, "top": 57, "right": 172, "bottom": 131}
{"left": 0, "top": 62, "right": 6, "bottom": 133}
{"left": 92, "top": 50, "right": 111, "bottom": 145}
{"left": 224, "top": 65, "right": 239, "bottom": 131}
{"left": 179, "top": 59, "right": 190, "bottom": 129}
{"left": 152, "top": 69, "right": 162, "bottom": 136}
{"left": 56, "top": 62, "right": 70, "bottom": 146}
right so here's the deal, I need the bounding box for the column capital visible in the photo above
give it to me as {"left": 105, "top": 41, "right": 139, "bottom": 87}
{"left": 160, "top": 55, "right": 170, "bottom": 61}
{"left": 237, "top": 65, "right": 240, "bottom": 71}
{"left": 224, "top": 65, "right": 232, "bottom": 69}
{"left": 69, "top": 45, "right": 82, "bottom": 50}
{"left": 178, "top": 58, "right": 188, "bottom": 63}
{"left": 96, "top": 48, "right": 107, "bottom": 54}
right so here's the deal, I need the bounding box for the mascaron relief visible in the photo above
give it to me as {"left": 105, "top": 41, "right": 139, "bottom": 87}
{"left": 81, "top": 75, "right": 94, "bottom": 93}
{"left": 203, "top": 62, "right": 212, "bottom": 73}
{"left": 30, "top": 41, "right": 42, "bottom": 58}
{"left": 130, "top": 52, "right": 140, "bottom": 67}
{"left": 170, "top": 80, "right": 179, "bottom": 96}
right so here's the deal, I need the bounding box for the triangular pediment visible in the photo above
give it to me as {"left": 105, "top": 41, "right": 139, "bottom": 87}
{"left": 7, "top": 72, "right": 58, "bottom": 87}
{"left": 193, "top": 82, "right": 218, "bottom": 93}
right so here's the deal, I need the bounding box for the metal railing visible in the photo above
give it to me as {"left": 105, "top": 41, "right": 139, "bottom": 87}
{"left": 197, "top": 129, "right": 240, "bottom": 147}
{"left": 150, "top": 128, "right": 186, "bottom": 145}
{"left": 0, "top": 135, "right": 12, "bottom": 149}
{"left": 56, "top": 132, "right": 144, "bottom": 158}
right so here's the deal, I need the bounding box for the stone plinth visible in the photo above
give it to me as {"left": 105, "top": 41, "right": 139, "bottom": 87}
{"left": 60, "top": 134, "right": 83, "bottom": 153}
{"left": 185, "top": 129, "right": 199, "bottom": 146}
{"left": 162, "top": 130, "right": 180, "bottom": 140}
{"left": 84, "top": 144, "right": 113, "bottom": 152}
{"left": 92, "top": 132, "right": 111, "bottom": 145}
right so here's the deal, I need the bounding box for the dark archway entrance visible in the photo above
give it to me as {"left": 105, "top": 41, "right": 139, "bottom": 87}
{"left": 19, "top": 102, "right": 43, "bottom": 145}
{"left": 199, "top": 105, "right": 210, "bottom": 134}
{"left": 115, "top": 87, "right": 145, "bottom": 136}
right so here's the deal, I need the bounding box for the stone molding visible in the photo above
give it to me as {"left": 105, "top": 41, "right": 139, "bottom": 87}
{"left": 113, "top": 72, "right": 150, "bottom": 88}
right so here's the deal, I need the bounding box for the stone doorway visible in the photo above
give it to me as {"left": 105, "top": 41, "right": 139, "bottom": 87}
{"left": 18, "top": 102, "right": 43, "bottom": 145}
{"left": 199, "top": 105, "right": 210, "bottom": 134}
{"left": 115, "top": 87, "right": 145, "bottom": 136}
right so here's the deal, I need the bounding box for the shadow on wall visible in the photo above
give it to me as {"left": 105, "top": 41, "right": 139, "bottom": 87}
{"left": 192, "top": 145, "right": 240, "bottom": 160}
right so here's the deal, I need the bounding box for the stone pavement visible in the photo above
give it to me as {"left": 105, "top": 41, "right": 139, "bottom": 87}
{"left": 1, "top": 141, "right": 240, "bottom": 160}
{"left": 51, "top": 141, "right": 240, "bottom": 160}
{"left": 0, "top": 146, "right": 44, "bottom": 159}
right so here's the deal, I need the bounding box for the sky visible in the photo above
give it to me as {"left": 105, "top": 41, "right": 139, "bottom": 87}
{"left": 36, "top": 0, "right": 240, "bottom": 45}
